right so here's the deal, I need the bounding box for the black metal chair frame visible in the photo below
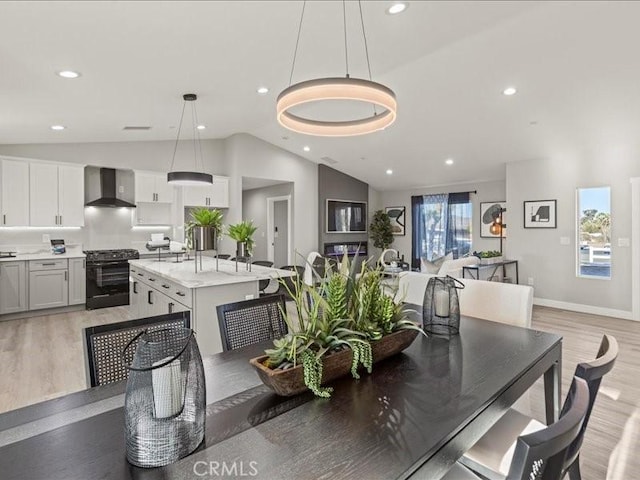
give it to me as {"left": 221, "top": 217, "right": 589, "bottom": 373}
{"left": 216, "top": 254, "right": 231, "bottom": 260}
{"left": 83, "top": 311, "right": 191, "bottom": 388}
{"left": 251, "top": 260, "right": 275, "bottom": 295}
{"left": 216, "top": 294, "right": 288, "bottom": 351}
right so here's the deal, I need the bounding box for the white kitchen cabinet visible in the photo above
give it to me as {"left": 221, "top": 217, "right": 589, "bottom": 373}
{"left": 29, "top": 163, "right": 84, "bottom": 227}
{"left": 58, "top": 166, "right": 85, "bottom": 227}
{"left": 0, "top": 261, "right": 28, "bottom": 314}
{"left": 0, "top": 159, "right": 30, "bottom": 226}
{"left": 133, "top": 203, "right": 172, "bottom": 226}
{"left": 68, "top": 257, "right": 86, "bottom": 305}
{"left": 182, "top": 176, "right": 229, "bottom": 208}
{"left": 29, "top": 269, "right": 68, "bottom": 310}
{"left": 135, "top": 171, "right": 174, "bottom": 204}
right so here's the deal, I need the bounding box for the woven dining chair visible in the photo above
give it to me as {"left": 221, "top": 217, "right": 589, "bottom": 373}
{"left": 461, "top": 335, "right": 618, "bottom": 480}
{"left": 83, "top": 311, "right": 191, "bottom": 388}
{"left": 438, "top": 376, "right": 590, "bottom": 480}
{"left": 216, "top": 295, "right": 288, "bottom": 351}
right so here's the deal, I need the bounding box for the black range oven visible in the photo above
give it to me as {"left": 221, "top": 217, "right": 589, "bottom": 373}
{"left": 84, "top": 249, "right": 139, "bottom": 309}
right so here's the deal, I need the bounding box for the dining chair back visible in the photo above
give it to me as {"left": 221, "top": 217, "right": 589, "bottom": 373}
{"left": 563, "top": 334, "right": 618, "bottom": 479}
{"left": 252, "top": 260, "right": 275, "bottom": 295}
{"left": 506, "top": 377, "right": 589, "bottom": 480}
{"left": 83, "top": 311, "right": 190, "bottom": 387}
{"left": 216, "top": 295, "right": 288, "bottom": 351}
{"left": 441, "top": 377, "right": 590, "bottom": 480}
{"left": 277, "top": 265, "right": 305, "bottom": 300}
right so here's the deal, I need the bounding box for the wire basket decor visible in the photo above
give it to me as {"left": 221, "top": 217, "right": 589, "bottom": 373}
{"left": 122, "top": 327, "right": 205, "bottom": 468}
{"left": 423, "top": 276, "right": 465, "bottom": 335}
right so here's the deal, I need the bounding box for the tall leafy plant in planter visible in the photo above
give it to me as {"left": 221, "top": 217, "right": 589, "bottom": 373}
{"left": 186, "top": 207, "right": 224, "bottom": 251}
{"left": 369, "top": 210, "right": 394, "bottom": 249}
{"left": 261, "top": 256, "right": 423, "bottom": 398}
{"left": 227, "top": 220, "right": 258, "bottom": 257}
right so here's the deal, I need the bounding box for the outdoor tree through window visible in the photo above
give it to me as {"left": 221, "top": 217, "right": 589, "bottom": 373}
{"left": 578, "top": 187, "right": 611, "bottom": 278}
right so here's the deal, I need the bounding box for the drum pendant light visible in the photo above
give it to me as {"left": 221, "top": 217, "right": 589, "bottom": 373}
{"left": 277, "top": 1, "right": 397, "bottom": 137}
{"left": 167, "top": 93, "right": 213, "bottom": 186}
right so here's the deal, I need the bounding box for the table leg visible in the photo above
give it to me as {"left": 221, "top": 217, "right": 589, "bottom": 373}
{"left": 543, "top": 353, "right": 562, "bottom": 424}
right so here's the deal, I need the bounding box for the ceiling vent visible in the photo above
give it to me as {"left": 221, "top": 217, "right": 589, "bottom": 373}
{"left": 321, "top": 156, "right": 338, "bottom": 165}
{"left": 123, "top": 126, "right": 152, "bottom": 130}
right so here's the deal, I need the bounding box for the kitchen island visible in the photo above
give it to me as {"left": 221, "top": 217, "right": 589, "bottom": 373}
{"left": 128, "top": 258, "right": 295, "bottom": 355}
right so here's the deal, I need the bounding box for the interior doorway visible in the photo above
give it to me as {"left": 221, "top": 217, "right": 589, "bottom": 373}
{"left": 631, "top": 177, "right": 640, "bottom": 320}
{"left": 267, "top": 195, "right": 292, "bottom": 266}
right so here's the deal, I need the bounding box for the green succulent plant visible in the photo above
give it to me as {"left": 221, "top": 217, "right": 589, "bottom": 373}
{"left": 263, "top": 254, "right": 424, "bottom": 397}
{"left": 226, "top": 220, "right": 258, "bottom": 253}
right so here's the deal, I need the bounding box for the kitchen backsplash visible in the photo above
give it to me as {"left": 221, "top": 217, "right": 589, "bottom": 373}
{"left": 0, "top": 207, "right": 175, "bottom": 251}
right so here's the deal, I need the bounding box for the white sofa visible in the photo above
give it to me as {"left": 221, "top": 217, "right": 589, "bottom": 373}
{"left": 397, "top": 271, "right": 534, "bottom": 328}
{"left": 421, "top": 256, "right": 479, "bottom": 278}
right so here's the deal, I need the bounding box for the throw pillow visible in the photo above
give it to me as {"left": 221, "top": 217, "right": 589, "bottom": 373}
{"left": 420, "top": 252, "right": 453, "bottom": 274}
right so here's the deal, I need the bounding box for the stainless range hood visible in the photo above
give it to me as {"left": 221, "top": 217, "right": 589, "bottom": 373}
{"left": 85, "top": 167, "right": 136, "bottom": 208}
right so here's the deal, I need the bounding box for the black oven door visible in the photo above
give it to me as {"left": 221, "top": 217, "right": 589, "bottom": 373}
{"left": 86, "top": 261, "right": 130, "bottom": 309}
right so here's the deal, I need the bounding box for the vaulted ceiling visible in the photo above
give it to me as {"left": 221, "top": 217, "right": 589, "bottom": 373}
{"left": 1, "top": 1, "right": 639, "bottom": 190}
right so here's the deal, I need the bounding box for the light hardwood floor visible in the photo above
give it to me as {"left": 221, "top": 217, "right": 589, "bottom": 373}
{"left": 0, "top": 306, "right": 638, "bottom": 479}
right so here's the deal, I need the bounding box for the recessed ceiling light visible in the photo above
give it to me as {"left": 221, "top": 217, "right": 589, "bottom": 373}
{"left": 303, "top": 146, "right": 311, "bottom": 152}
{"left": 196, "top": 125, "right": 206, "bottom": 130}
{"left": 386, "top": 169, "right": 393, "bottom": 175}
{"left": 50, "top": 125, "right": 65, "bottom": 131}
{"left": 387, "top": 2, "right": 408, "bottom": 15}
{"left": 445, "top": 158, "right": 454, "bottom": 165}
{"left": 502, "top": 87, "right": 517, "bottom": 96}
{"left": 257, "top": 86, "right": 269, "bottom": 95}
{"left": 56, "top": 70, "right": 80, "bottom": 79}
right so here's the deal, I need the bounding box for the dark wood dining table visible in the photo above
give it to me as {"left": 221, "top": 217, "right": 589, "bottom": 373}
{"left": 0, "top": 309, "right": 562, "bottom": 480}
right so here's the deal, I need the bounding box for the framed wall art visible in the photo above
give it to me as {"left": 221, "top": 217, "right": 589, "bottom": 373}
{"left": 385, "top": 206, "right": 406, "bottom": 236}
{"left": 480, "top": 202, "right": 506, "bottom": 238}
{"left": 524, "top": 200, "right": 557, "bottom": 228}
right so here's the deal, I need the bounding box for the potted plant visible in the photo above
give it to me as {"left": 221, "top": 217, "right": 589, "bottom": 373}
{"left": 187, "top": 207, "right": 224, "bottom": 252}
{"left": 369, "top": 210, "right": 394, "bottom": 250}
{"left": 249, "top": 256, "right": 424, "bottom": 398}
{"left": 227, "top": 220, "right": 258, "bottom": 258}
{"left": 475, "top": 250, "right": 503, "bottom": 265}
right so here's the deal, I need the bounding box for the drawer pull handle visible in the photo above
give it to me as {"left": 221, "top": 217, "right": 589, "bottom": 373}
{"left": 137, "top": 273, "right": 144, "bottom": 276}
{"left": 162, "top": 284, "right": 170, "bottom": 289}
{"left": 148, "top": 278, "right": 156, "bottom": 282}
{"left": 176, "top": 291, "right": 185, "bottom": 297}
{"left": 41, "top": 262, "right": 56, "bottom": 266}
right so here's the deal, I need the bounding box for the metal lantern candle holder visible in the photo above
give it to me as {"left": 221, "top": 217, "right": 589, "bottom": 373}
{"left": 123, "top": 327, "right": 205, "bottom": 468}
{"left": 423, "top": 276, "right": 465, "bottom": 335}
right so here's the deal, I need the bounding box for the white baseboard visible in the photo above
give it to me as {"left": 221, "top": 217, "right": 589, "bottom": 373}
{"left": 533, "top": 297, "right": 635, "bottom": 321}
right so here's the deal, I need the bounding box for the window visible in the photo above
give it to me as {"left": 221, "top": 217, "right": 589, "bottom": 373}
{"left": 411, "top": 193, "right": 472, "bottom": 267}
{"left": 577, "top": 187, "right": 611, "bottom": 279}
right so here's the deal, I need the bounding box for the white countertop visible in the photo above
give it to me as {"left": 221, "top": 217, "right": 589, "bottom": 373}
{"left": 129, "top": 258, "right": 296, "bottom": 289}
{"left": 0, "top": 245, "right": 85, "bottom": 263}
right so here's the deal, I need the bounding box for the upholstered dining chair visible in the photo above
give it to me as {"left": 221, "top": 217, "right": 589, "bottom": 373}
{"left": 216, "top": 295, "right": 288, "bottom": 351}
{"left": 435, "top": 377, "right": 590, "bottom": 480}
{"left": 460, "top": 335, "right": 618, "bottom": 480}
{"left": 83, "top": 311, "right": 191, "bottom": 387}
{"left": 252, "top": 260, "right": 275, "bottom": 295}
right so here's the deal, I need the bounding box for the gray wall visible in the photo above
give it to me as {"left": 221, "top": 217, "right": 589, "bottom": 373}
{"left": 318, "top": 164, "right": 369, "bottom": 255}
{"left": 507, "top": 154, "right": 640, "bottom": 314}
{"left": 381, "top": 180, "right": 506, "bottom": 262}
{"left": 241, "top": 182, "right": 293, "bottom": 261}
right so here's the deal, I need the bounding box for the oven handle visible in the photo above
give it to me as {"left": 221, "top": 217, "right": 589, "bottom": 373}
{"left": 89, "top": 261, "right": 129, "bottom": 267}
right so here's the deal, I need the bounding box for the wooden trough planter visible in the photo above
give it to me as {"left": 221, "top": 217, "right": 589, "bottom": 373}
{"left": 249, "top": 329, "right": 419, "bottom": 396}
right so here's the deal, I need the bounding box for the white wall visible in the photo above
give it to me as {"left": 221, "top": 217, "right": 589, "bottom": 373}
{"left": 242, "top": 182, "right": 293, "bottom": 261}
{"left": 381, "top": 180, "right": 506, "bottom": 261}
{"left": 222, "top": 133, "right": 318, "bottom": 262}
{"left": 507, "top": 154, "right": 640, "bottom": 315}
